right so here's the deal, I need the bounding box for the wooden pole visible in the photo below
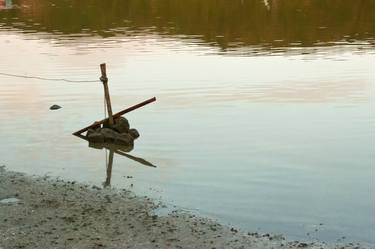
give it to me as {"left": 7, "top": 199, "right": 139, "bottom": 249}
{"left": 73, "top": 97, "right": 156, "bottom": 136}
{"left": 104, "top": 150, "right": 114, "bottom": 188}
{"left": 100, "top": 63, "right": 114, "bottom": 126}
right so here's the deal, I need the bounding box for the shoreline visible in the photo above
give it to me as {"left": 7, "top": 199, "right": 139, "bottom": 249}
{"left": 0, "top": 167, "right": 368, "bottom": 249}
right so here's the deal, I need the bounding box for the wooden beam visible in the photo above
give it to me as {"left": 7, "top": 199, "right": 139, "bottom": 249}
{"left": 73, "top": 97, "right": 156, "bottom": 136}
{"left": 100, "top": 63, "right": 114, "bottom": 125}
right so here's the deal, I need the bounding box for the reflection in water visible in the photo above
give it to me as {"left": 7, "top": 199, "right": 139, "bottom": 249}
{"left": 0, "top": 0, "right": 12, "bottom": 10}
{"left": 263, "top": 0, "right": 270, "bottom": 10}
{"left": 104, "top": 150, "right": 114, "bottom": 188}
{"left": 0, "top": 0, "right": 13, "bottom": 10}
{"left": 86, "top": 139, "right": 156, "bottom": 188}
{"left": 0, "top": 0, "right": 375, "bottom": 53}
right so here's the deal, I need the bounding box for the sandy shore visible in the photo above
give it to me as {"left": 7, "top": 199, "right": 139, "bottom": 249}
{"left": 0, "top": 167, "right": 369, "bottom": 249}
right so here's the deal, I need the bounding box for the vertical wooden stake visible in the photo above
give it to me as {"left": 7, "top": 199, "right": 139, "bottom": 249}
{"left": 100, "top": 63, "right": 114, "bottom": 126}
{"left": 104, "top": 149, "right": 114, "bottom": 188}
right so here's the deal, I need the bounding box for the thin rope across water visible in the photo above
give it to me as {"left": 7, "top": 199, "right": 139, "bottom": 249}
{"left": 0, "top": 72, "right": 100, "bottom": 83}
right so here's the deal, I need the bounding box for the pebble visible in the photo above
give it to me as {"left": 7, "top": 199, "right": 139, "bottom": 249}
{"left": 0, "top": 197, "right": 20, "bottom": 204}
{"left": 92, "top": 185, "right": 102, "bottom": 190}
{"left": 49, "top": 104, "right": 62, "bottom": 110}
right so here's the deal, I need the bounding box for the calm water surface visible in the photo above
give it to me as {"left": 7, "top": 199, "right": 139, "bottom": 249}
{"left": 1, "top": 0, "right": 375, "bottom": 245}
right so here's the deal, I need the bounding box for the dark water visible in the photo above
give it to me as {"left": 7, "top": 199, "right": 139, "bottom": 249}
{"left": 1, "top": 0, "right": 375, "bottom": 245}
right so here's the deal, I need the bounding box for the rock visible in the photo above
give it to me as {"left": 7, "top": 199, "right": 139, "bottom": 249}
{"left": 92, "top": 185, "right": 102, "bottom": 190}
{"left": 297, "top": 243, "right": 308, "bottom": 248}
{"left": 0, "top": 197, "right": 20, "bottom": 204}
{"left": 100, "top": 128, "right": 119, "bottom": 143}
{"left": 49, "top": 104, "right": 61, "bottom": 110}
{"left": 86, "top": 119, "right": 137, "bottom": 146}
{"left": 115, "top": 133, "right": 134, "bottom": 146}
{"left": 128, "top": 128, "right": 140, "bottom": 139}
{"left": 87, "top": 132, "right": 105, "bottom": 143}
{"left": 99, "top": 128, "right": 134, "bottom": 146}
{"left": 112, "top": 117, "right": 130, "bottom": 133}
{"left": 86, "top": 129, "right": 96, "bottom": 137}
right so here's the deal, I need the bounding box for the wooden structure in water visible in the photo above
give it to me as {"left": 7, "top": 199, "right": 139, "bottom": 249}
{"left": 73, "top": 63, "right": 156, "bottom": 136}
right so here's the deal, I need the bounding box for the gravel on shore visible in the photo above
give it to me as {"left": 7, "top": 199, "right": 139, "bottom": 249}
{"left": 0, "top": 167, "right": 369, "bottom": 249}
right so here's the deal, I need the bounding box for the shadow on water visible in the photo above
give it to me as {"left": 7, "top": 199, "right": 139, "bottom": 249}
{"left": 1, "top": 0, "right": 375, "bottom": 54}
{"left": 75, "top": 134, "right": 156, "bottom": 188}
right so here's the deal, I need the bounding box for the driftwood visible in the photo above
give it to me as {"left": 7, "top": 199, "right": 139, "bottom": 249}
{"left": 73, "top": 97, "right": 156, "bottom": 136}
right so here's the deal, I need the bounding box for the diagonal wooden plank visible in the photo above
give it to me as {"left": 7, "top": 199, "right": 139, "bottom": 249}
{"left": 73, "top": 97, "right": 156, "bottom": 136}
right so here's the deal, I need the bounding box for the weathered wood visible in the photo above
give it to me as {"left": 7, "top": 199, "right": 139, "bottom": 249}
{"left": 100, "top": 63, "right": 114, "bottom": 125}
{"left": 73, "top": 97, "right": 156, "bottom": 136}
{"left": 104, "top": 150, "right": 114, "bottom": 187}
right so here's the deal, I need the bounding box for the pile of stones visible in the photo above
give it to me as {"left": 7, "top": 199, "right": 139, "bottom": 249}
{"left": 86, "top": 117, "right": 139, "bottom": 147}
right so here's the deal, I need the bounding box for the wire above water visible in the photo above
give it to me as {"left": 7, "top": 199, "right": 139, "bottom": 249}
{"left": 0, "top": 72, "right": 100, "bottom": 83}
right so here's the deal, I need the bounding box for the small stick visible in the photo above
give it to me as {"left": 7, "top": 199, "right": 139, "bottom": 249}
{"left": 100, "top": 63, "right": 114, "bottom": 125}
{"left": 73, "top": 97, "right": 156, "bottom": 136}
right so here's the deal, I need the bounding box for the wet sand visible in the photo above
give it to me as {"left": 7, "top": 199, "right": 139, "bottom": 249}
{"left": 0, "top": 167, "right": 368, "bottom": 249}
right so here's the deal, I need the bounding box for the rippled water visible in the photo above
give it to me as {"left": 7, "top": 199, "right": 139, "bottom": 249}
{"left": 1, "top": 0, "right": 375, "bottom": 245}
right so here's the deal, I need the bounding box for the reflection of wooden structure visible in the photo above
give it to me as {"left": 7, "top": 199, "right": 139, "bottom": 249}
{"left": 88, "top": 140, "right": 156, "bottom": 168}
{"left": 104, "top": 150, "right": 114, "bottom": 187}
{"left": 73, "top": 97, "right": 156, "bottom": 136}
{"left": 75, "top": 135, "right": 156, "bottom": 188}
{"left": 100, "top": 145, "right": 156, "bottom": 188}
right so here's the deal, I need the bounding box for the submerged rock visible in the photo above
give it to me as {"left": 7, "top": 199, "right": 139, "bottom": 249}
{"left": 49, "top": 104, "right": 61, "bottom": 110}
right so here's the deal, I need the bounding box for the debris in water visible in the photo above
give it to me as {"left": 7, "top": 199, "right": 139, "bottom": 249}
{"left": 49, "top": 104, "right": 61, "bottom": 110}
{"left": 86, "top": 116, "right": 139, "bottom": 147}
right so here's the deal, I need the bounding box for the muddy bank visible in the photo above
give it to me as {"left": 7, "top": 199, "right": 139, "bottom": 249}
{"left": 0, "top": 168, "right": 368, "bottom": 249}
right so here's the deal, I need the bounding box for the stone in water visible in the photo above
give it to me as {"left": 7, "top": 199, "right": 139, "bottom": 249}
{"left": 50, "top": 104, "right": 62, "bottom": 110}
